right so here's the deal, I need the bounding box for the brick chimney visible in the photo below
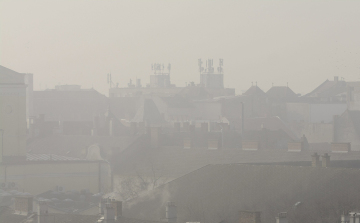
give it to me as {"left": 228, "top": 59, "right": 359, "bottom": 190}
{"left": 38, "top": 201, "right": 52, "bottom": 223}
{"left": 99, "top": 198, "right": 107, "bottom": 215}
{"left": 349, "top": 212, "right": 359, "bottom": 223}
{"left": 111, "top": 199, "right": 122, "bottom": 220}
{"left": 311, "top": 153, "right": 320, "bottom": 167}
{"left": 104, "top": 203, "right": 116, "bottom": 223}
{"left": 275, "top": 212, "right": 288, "bottom": 223}
{"left": 166, "top": 202, "right": 177, "bottom": 223}
{"left": 14, "top": 196, "right": 33, "bottom": 216}
{"left": 322, "top": 153, "right": 330, "bottom": 167}
{"left": 341, "top": 212, "right": 350, "bottom": 223}
{"left": 239, "top": 211, "right": 261, "bottom": 223}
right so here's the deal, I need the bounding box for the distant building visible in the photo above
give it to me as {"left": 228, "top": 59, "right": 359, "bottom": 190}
{"left": 199, "top": 59, "right": 224, "bottom": 88}
{"left": 109, "top": 60, "right": 235, "bottom": 98}
{"left": 0, "top": 66, "right": 111, "bottom": 195}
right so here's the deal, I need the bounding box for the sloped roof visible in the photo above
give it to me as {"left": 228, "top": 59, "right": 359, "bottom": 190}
{"left": 266, "top": 86, "right": 297, "bottom": 100}
{"left": 132, "top": 99, "right": 164, "bottom": 124}
{"left": 243, "top": 85, "right": 266, "bottom": 97}
{"left": 124, "top": 164, "right": 360, "bottom": 223}
{"left": 112, "top": 139, "right": 360, "bottom": 179}
{"left": 0, "top": 65, "right": 25, "bottom": 84}
{"left": 304, "top": 79, "right": 347, "bottom": 98}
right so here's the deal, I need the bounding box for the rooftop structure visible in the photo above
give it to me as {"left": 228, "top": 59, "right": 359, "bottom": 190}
{"left": 199, "top": 58, "right": 224, "bottom": 88}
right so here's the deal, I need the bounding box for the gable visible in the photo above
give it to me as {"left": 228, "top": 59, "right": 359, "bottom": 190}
{"left": 0, "top": 65, "right": 25, "bottom": 84}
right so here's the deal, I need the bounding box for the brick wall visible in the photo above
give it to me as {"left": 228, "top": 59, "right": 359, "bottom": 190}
{"left": 331, "top": 142, "right": 351, "bottom": 153}
{"left": 242, "top": 141, "right": 260, "bottom": 150}
{"left": 288, "top": 142, "right": 303, "bottom": 152}
{"left": 239, "top": 211, "right": 261, "bottom": 223}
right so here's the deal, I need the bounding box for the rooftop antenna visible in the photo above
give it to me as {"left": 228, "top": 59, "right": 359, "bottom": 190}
{"left": 198, "top": 59, "right": 203, "bottom": 74}
{"left": 218, "top": 59, "right": 223, "bottom": 74}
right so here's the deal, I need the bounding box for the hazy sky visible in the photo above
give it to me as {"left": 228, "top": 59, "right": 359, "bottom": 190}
{"left": 1, "top": 0, "right": 360, "bottom": 95}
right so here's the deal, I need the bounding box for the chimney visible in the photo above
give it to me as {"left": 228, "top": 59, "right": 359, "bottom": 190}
{"left": 14, "top": 196, "right": 33, "bottom": 215}
{"left": 99, "top": 198, "right": 107, "bottom": 215}
{"left": 341, "top": 212, "right": 350, "bottom": 223}
{"left": 239, "top": 211, "right": 261, "bottom": 223}
{"left": 150, "top": 127, "right": 162, "bottom": 148}
{"left": 111, "top": 199, "right": 122, "bottom": 220}
{"left": 322, "top": 153, "right": 330, "bottom": 167}
{"left": 349, "top": 212, "right": 358, "bottom": 223}
{"left": 275, "top": 212, "right": 288, "bottom": 223}
{"left": 37, "top": 201, "right": 51, "bottom": 223}
{"left": 166, "top": 202, "right": 177, "bottom": 223}
{"left": 104, "top": 203, "right": 116, "bottom": 223}
{"left": 201, "top": 122, "right": 208, "bottom": 133}
{"left": 174, "top": 122, "right": 180, "bottom": 132}
{"left": 311, "top": 153, "right": 320, "bottom": 167}
{"left": 334, "top": 76, "right": 339, "bottom": 82}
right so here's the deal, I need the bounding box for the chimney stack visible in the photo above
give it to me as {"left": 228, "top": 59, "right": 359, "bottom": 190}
{"left": 166, "top": 202, "right": 177, "bottom": 223}
{"left": 14, "top": 196, "right": 33, "bottom": 216}
{"left": 312, "top": 153, "right": 320, "bottom": 167}
{"left": 275, "top": 212, "right": 288, "bottom": 223}
{"left": 239, "top": 211, "right": 261, "bottom": 223}
{"left": 104, "top": 202, "right": 116, "bottom": 223}
{"left": 37, "top": 201, "right": 51, "bottom": 223}
{"left": 341, "top": 212, "right": 350, "bottom": 223}
{"left": 322, "top": 153, "right": 330, "bottom": 167}
{"left": 334, "top": 76, "right": 339, "bottom": 82}
{"left": 111, "top": 199, "right": 122, "bottom": 220}
{"left": 99, "top": 198, "right": 107, "bottom": 215}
